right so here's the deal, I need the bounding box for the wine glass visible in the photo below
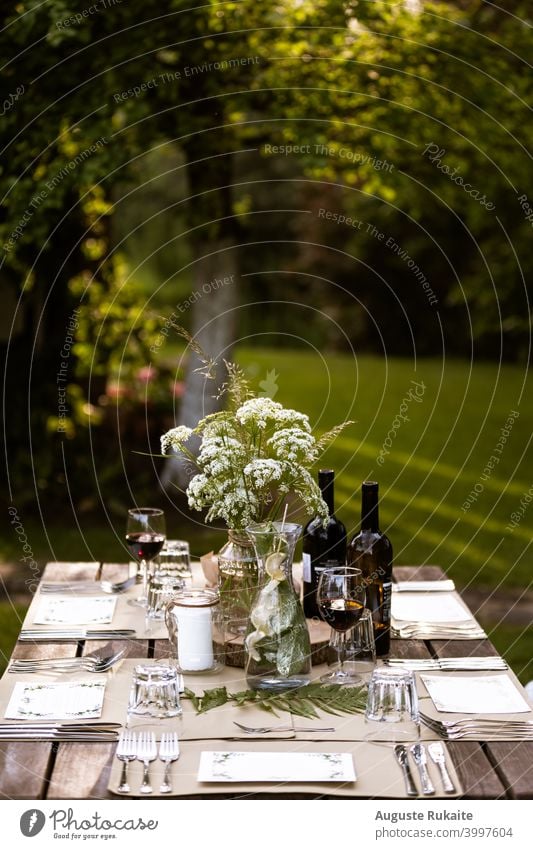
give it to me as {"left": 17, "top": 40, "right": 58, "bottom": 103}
{"left": 317, "top": 565, "right": 366, "bottom": 685}
{"left": 126, "top": 507, "right": 166, "bottom": 608}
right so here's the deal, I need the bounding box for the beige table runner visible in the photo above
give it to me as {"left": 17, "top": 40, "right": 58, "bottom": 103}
{"left": 3, "top": 660, "right": 531, "bottom": 741}
{"left": 107, "top": 738, "right": 463, "bottom": 798}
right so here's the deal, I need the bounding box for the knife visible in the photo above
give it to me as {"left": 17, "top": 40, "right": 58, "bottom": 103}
{"left": 394, "top": 744, "right": 418, "bottom": 796}
{"left": 428, "top": 742, "right": 456, "bottom": 794}
{"left": 392, "top": 580, "right": 455, "bottom": 593}
{"left": 19, "top": 630, "right": 135, "bottom": 641}
{"left": 410, "top": 743, "right": 436, "bottom": 795}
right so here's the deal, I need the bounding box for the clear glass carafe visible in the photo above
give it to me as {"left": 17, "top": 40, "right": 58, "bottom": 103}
{"left": 244, "top": 522, "right": 311, "bottom": 691}
{"left": 218, "top": 530, "right": 259, "bottom": 635}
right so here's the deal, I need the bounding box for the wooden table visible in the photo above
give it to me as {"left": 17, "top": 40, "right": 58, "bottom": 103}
{"left": 1, "top": 562, "right": 532, "bottom": 800}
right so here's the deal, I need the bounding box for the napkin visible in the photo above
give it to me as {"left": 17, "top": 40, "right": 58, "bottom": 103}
{"left": 421, "top": 674, "right": 531, "bottom": 714}
{"left": 392, "top": 593, "right": 473, "bottom": 623}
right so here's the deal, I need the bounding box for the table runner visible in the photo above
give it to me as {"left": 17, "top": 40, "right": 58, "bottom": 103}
{"left": 107, "top": 738, "right": 463, "bottom": 798}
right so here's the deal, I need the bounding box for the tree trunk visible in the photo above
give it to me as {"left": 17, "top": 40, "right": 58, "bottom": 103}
{"left": 161, "top": 242, "right": 238, "bottom": 489}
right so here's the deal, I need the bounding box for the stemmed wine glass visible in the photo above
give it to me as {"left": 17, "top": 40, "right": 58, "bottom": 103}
{"left": 126, "top": 508, "right": 166, "bottom": 608}
{"left": 317, "top": 566, "right": 366, "bottom": 684}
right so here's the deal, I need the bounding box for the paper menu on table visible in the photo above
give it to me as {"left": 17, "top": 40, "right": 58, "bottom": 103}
{"left": 421, "top": 674, "right": 531, "bottom": 714}
{"left": 33, "top": 596, "right": 116, "bottom": 625}
{"left": 392, "top": 593, "right": 473, "bottom": 623}
{"left": 4, "top": 681, "right": 106, "bottom": 720}
{"left": 197, "top": 751, "right": 356, "bottom": 783}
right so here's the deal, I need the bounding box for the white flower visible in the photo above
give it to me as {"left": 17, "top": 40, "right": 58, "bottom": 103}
{"left": 267, "top": 427, "right": 318, "bottom": 463}
{"left": 243, "top": 458, "right": 284, "bottom": 489}
{"left": 235, "top": 397, "right": 283, "bottom": 429}
{"left": 160, "top": 426, "right": 193, "bottom": 455}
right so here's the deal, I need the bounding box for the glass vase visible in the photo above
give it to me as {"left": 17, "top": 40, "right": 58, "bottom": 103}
{"left": 244, "top": 522, "right": 311, "bottom": 691}
{"left": 217, "top": 530, "right": 260, "bottom": 636}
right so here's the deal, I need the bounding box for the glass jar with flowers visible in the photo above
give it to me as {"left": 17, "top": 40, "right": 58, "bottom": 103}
{"left": 161, "top": 342, "right": 352, "bottom": 648}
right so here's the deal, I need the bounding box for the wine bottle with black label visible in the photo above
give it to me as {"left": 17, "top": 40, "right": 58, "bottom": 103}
{"left": 302, "top": 469, "right": 347, "bottom": 618}
{"left": 347, "top": 481, "right": 392, "bottom": 656}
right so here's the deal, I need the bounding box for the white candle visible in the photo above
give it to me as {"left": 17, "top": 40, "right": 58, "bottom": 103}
{"left": 173, "top": 604, "right": 214, "bottom": 671}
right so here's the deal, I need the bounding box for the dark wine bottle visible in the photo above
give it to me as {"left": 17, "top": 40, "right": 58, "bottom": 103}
{"left": 347, "top": 481, "right": 393, "bottom": 657}
{"left": 302, "top": 470, "right": 347, "bottom": 618}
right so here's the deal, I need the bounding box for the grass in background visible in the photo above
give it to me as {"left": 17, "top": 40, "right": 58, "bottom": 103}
{"left": 1, "top": 348, "right": 531, "bottom": 679}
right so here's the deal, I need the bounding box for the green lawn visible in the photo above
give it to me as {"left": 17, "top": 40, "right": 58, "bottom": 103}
{"left": 2, "top": 348, "right": 531, "bottom": 678}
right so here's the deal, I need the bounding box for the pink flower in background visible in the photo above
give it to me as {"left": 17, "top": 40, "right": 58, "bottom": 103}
{"left": 173, "top": 380, "right": 185, "bottom": 397}
{"left": 137, "top": 365, "right": 158, "bottom": 383}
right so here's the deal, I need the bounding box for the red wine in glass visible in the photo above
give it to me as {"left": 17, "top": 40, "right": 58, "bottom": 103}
{"left": 317, "top": 565, "right": 366, "bottom": 684}
{"left": 318, "top": 597, "right": 365, "bottom": 632}
{"left": 126, "top": 508, "right": 166, "bottom": 608}
{"left": 125, "top": 533, "right": 165, "bottom": 562}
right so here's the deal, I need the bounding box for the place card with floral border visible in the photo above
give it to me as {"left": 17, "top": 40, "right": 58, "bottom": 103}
{"left": 33, "top": 596, "right": 117, "bottom": 625}
{"left": 4, "top": 681, "right": 106, "bottom": 720}
{"left": 197, "top": 750, "right": 356, "bottom": 783}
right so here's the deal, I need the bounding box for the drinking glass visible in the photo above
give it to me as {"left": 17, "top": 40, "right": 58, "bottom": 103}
{"left": 128, "top": 663, "right": 181, "bottom": 718}
{"left": 326, "top": 609, "right": 376, "bottom": 683}
{"left": 365, "top": 667, "right": 420, "bottom": 741}
{"left": 146, "top": 574, "right": 184, "bottom": 620}
{"left": 156, "top": 540, "right": 191, "bottom": 580}
{"left": 125, "top": 508, "right": 166, "bottom": 608}
{"left": 317, "top": 566, "right": 366, "bottom": 684}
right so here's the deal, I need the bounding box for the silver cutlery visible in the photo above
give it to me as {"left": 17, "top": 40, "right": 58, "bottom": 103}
{"left": 393, "top": 744, "right": 418, "bottom": 797}
{"left": 387, "top": 657, "right": 507, "bottom": 671}
{"left": 393, "top": 628, "right": 486, "bottom": 639}
{"left": 428, "top": 742, "right": 456, "bottom": 794}
{"left": 40, "top": 577, "right": 136, "bottom": 595}
{"left": 392, "top": 581, "right": 455, "bottom": 593}
{"left": 116, "top": 730, "right": 137, "bottom": 793}
{"left": 420, "top": 712, "right": 533, "bottom": 739}
{"left": 8, "top": 648, "right": 125, "bottom": 674}
{"left": 410, "top": 742, "right": 435, "bottom": 795}
{"left": 233, "top": 721, "right": 336, "bottom": 734}
{"left": 0, "top": 721, "right": 121, "bottom": 742}
{"left": 137, "top": 731, "right": 157, "bottom": 795}
{"left": 19, "top": 629, "right": 135, "bottom": 641}
{"left": 159, "top": 732, "right": 180, "bottom": 794}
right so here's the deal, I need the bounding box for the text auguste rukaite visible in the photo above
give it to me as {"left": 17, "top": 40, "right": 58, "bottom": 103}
{"left": 49, "top": 808, "right": 158, "bottom": 835}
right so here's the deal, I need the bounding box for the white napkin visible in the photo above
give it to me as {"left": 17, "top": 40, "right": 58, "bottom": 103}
{"left": 33, "top": 596, "right": 117, "bottom": 625}
{"left": 392, "top": 593, "right": 473, "bottom": 623}
{"left": 198, "top": 751, "right": 356, "bottom": 783}
{"left": 421, "top": 674, "right": 531, "bottom": 714}
{"left": 5, "top": 681, "right": 106, "bottom": 720}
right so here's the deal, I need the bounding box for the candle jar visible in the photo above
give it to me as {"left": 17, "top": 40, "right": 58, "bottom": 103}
{"left": 165, "top": 589, "right": 224, "bottom": 674}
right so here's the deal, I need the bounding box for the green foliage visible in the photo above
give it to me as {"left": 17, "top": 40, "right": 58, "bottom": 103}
{"left": 183, "top": 682, "right": 368, "bottom": 717}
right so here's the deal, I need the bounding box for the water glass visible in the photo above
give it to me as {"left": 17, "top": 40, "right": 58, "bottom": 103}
{"left": 146, "top": 574, "right": 184, "bottom": 620}
{"left": 365, "top": 667, "right": 420, "bottom": 741}
{"left": 156, "top": 539, "right": 191, "bottom": 579}
{"left": 326, "top": 609, "right": 376, "bottom": 683}
{"left": 128, "top": 663, "right": 182, "bottom": 718}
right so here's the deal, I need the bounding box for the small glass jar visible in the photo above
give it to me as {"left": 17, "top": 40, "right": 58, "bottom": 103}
{"left": 165, "top": 589, "right": 224, "bottom": 674}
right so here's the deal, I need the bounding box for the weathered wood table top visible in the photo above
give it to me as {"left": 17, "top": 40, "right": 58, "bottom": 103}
{"left": 1, "top": 562, "right": 531, "bottom": 800}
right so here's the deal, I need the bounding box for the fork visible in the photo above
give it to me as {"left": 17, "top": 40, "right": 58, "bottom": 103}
{"left": 233, "top": 721, "right": 336, "bottom": 734}
{"left": 9, "top": 649, "right": 125, "bottom": 674}
{"left": 136, "top": 731, "right": 157, "bottom": 794}
{"left": 159, "top": 732, "right": 180, "bottom": 794}
{"left": 116, "top": 730, "right": 137, "bottom": 793}
{"left": 40, "top": 576, "right": 136, "bottom": 594}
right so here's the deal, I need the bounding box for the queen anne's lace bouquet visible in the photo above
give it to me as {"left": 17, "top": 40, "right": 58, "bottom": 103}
{"left": 161, "top": 362, "right": 352, "bottom": 530}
